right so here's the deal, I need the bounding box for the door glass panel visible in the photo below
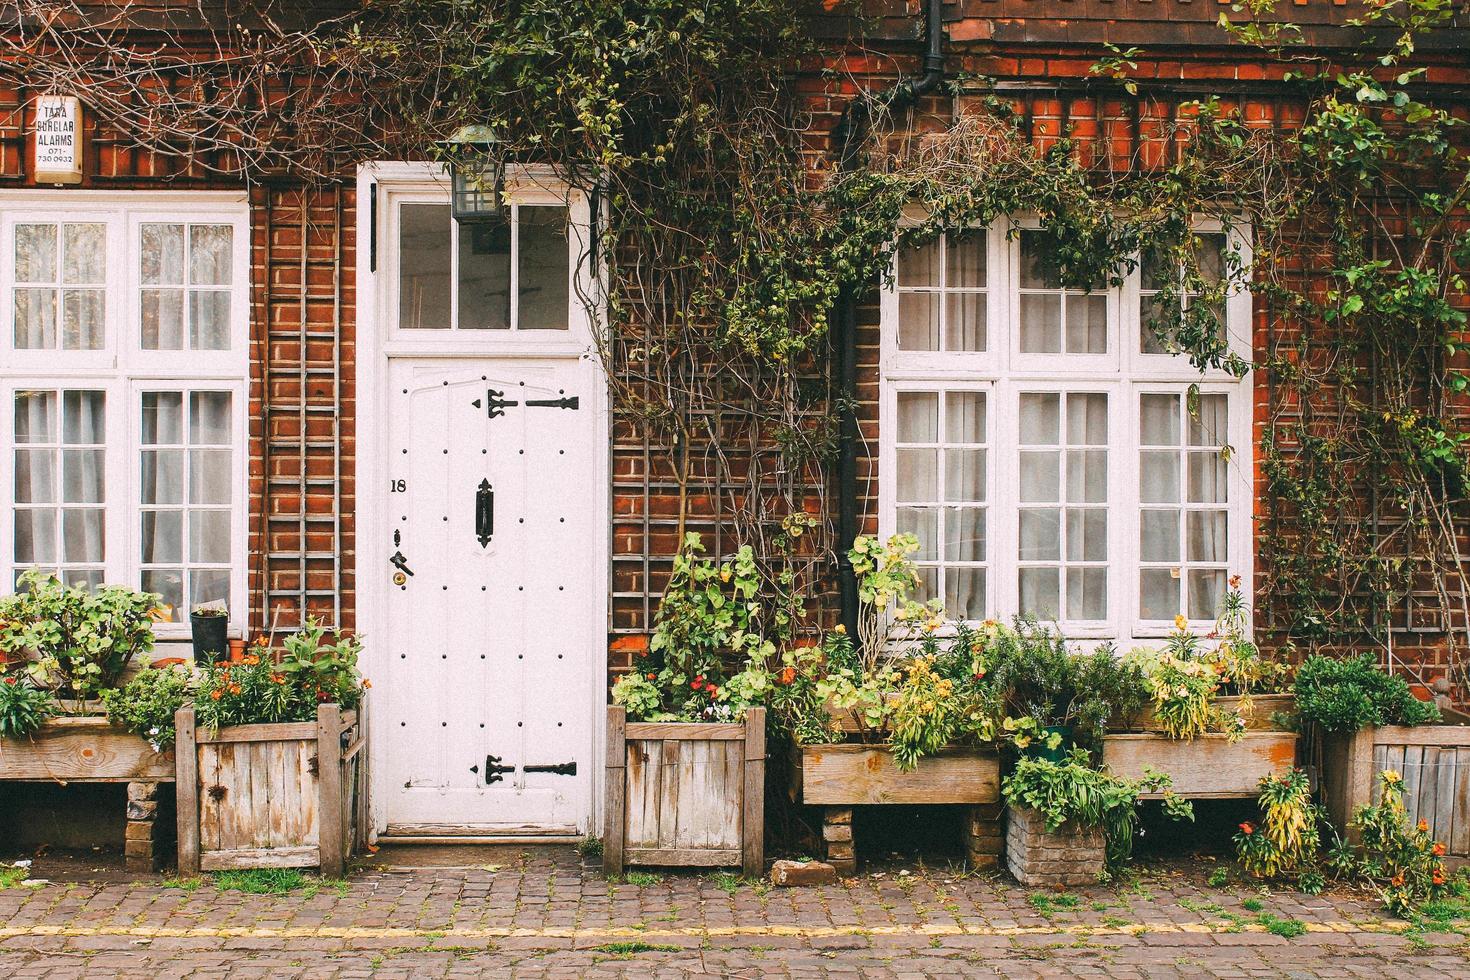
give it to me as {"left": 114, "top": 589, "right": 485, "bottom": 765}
{"left": 518, "top": 206, "right": 569, "bottom": 330}
{"left": 400, "top": 204, "right": 452, "bottom": 328}
{"left": 458, "top": 219, "right": 510, "bottom": 329}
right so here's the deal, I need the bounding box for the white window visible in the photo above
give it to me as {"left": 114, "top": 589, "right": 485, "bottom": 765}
{"left": 1, "top": 194, "right": 248, "bottom": 635}
{"left": 882, "top": 221, "right": 1252, "bottom": 644}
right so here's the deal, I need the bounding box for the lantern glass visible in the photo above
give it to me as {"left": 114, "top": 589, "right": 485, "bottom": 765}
{"left": 451, "top": 155, "right": 505, "bottom": 224}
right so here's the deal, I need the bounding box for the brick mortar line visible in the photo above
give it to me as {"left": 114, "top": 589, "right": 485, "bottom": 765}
{"left": 0, "top": 920, "right": 1409, "bottom": 941}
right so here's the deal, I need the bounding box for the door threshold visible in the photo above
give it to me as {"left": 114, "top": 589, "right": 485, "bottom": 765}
{"left": 378, "top": 834, "right": 582, "bottom": 845}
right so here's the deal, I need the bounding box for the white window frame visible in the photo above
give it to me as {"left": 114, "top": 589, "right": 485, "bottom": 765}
{"left": 880, "top": 217, "right": 1253, "bottom": 647}
{"left": 0, "top": 191, "right": 250, "bottom": 638}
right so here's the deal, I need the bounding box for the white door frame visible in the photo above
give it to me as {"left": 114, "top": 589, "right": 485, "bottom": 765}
{"left": 354, "top": 160, "right": 611, "bottom": 838}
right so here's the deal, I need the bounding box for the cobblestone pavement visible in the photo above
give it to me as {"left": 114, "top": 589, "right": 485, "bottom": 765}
{"left": 1, "top": 847, "right": 1466, "bottom": 978}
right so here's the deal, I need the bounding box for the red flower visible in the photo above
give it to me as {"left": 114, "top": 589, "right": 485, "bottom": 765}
{"left": 691, "top": 681, "right": 701, "bottom": 690}
{"left": 1239, "top": 822, "right": 1255, "bottom": 835}
{"left": 2, "top": 676, "right": 15, "bottom": 686}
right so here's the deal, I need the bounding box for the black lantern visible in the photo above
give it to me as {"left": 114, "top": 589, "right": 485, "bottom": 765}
{"left": 446, "top": 125, "right": 507, "bottom": 224}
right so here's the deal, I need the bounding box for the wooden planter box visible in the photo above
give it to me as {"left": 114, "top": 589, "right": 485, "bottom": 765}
{"left": 603, "top": 706, "right": 765, "bottom": 875}
{"left": 1112, "top": 693, "right": 1297, "bottom": 734}
{"left": 794, "top": 743, "right": 1002, "bottom": 874}
{"left": 175, "top": 703, "right": 368, "bottom": 876}
{"left": 0, "top": 715, "right": 176, "bottom": 871}
{"left": 1319, "top": 708, "right": 1470, "bottom": 869}
{"left": 1102, "top": 731, "right": 1299, "bottom": 798}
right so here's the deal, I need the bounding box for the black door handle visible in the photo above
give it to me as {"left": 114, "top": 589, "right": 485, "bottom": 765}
{"left": 476, "top": 479, "right": 494, "bottom": 547}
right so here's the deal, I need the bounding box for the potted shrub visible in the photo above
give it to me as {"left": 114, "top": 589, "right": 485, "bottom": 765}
{"left": 0, "top": 572, "right": 178, "bottom": 869}
{"left": 605, "top": 534, "right": 769, "bottom": 875}
{"left": 1002, "top": 749, "right": 1193, "bottom": 886}
{"left": 1300, "top": 653, "right": 1470, "bottom": 865}
{"left": 175, "top": 619, "right": 369, "bottom": 876}
{"left": 1102, "top": 583, "right": 1299, "bottom": 799}
{"left": 188, "top": 603, "right": 230, "bottom": 663}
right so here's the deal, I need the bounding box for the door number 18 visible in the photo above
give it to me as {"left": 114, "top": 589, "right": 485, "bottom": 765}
{"left": 390, "top": 479, "right": 406, "bottom": 493}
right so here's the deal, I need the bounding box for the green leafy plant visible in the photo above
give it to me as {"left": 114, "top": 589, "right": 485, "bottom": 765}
{"left": 194, "top": 619, "right": 365, "bottom": 730}
{"left": 1328, "top": 770, "right": 1462, "bottom": 917}
{"left": 0, "top": 571, "right": 162, "bottom": 709}
{"left": 1003, "top": 750, "right": 1193, "bottom": 867}
{"left": 1234, "top": 769, "right": 1321, "bottom": 882}
{"left": 1293, "top": 654, "right": 1440, "bottom": 734}
{"left": 99, "top": 663, "right": 194, "bottom": 750}
{"left": 0, "top": 674, "right": 57, "bottom": 740}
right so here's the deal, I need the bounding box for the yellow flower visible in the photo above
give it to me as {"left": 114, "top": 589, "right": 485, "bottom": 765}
{"left": 1174, "top": 615, "right": 1188, "bottom": 631}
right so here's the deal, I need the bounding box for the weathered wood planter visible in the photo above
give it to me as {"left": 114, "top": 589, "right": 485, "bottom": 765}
{"left": 0, "top": 715, "right": 175, "bottom": 871}
{"left": 1104, "top": 695, "right": 1299, "bottom": 798}
{"left": 175, "top": 703, "right": 368, "bottom": 876}
{"left": 603, "top": 706, "right": 765, "bottom": 875}
{"left": 1319, "top": 708, "right": 1470, "bottom": 869}
{"left": 793, "top": 743, "right": 1002, "bottom": 875}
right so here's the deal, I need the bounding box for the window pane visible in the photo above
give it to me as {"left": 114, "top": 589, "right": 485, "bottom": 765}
{"left": 944, "top": 392, "right": 985, "bottom": 444}
{"left": 191, "top": 569, "right": 231, "bottom": 608}
{"left": 15, "top": 224, "right": 57, "bottom": 282}
{"left": 455, "top": 219, "right": 510, "bottom": 330}
{"left": 913, "top": 566, "right": 939, "bottom": 606}
{"left": 1019, "top": 451, "right": 1059, "bottom": 502}
{"left": 141, "top": 511, "right": 183, "bottom": 563}
{"left": 190, "top": 510, "right": 231, "bottom": 563}
{"left": 898, "top": 292, "right": 938, "bottom": 351}
{"left": 1139, "top": 452, "right": 1180, "bottom": 503}
{"left": 15, "top": 391, "right": 56, "bottom": 442}
{"left": 62, "top": 224, "right": 105, "bottom": 283}
{"left": 142, "top": 289, "right": 184, "bottom": 349}
{"left": 1019, "top": 294, "right": 1061, "bottom": 353}
{"left": 400, "top": 204, "right": 452, "bottom": 329}
{"left": 189, "top": 290, "right": 231, "bottom": 350}
{"left": 896, "top": 391, "right": 938, "bottom": 442}
{"left": 945, "top": 231, "right": 985, "bottom": 287}
{"left": 1187, "top": 452, "right": 1228, "bottom": 504}
{"left": 941, "top": 506, "right": 984, "bottom": 564}
{"left": 1066, "top": 394, "right": 1108, "bottom": 445}
{"left": 61, "top": 449, "right": 104, "bottom": 503}
{"left": 946, "top": 567, "right": 985, "bottom": 621}
{"left": 1067, "top": 567, "right": 1107, "bottom": 621}
{"left": 141, "top": 224, "right": 185, "bottom": 285}
{"left": 896, "top": 449, "right": 937, "bottom": 502}
{"left": 1186, "top": 511, "right": 1228, "bottom": 562}
{"left": 141, "top": 391, "right": 184, "bottom": 444}
{"left": 61, "top": 509, "right": 103, "bottom": 563}
{"left": 189, "top": 449, "right": 232, "bottom": 505}
{"left": 518, "top": 206, "right": 569, "bottom": 330}
{"left": 1019, "top": 567, "right": 1059, "bottom": 619}
{"left": 1066, "top": 509, "right": 1107, "bottom": 561}
{"left": 14, "top": 449, "right": 55, "bottom": 503}
{"left": 944, "top": 292, "right": 986, "bottom": 351}
{"left": 61, "top": 288, "right": 104, "bottom": 349}
{"left": 1065, "top": 294, "right": 1107, "bottom": 353}
{"left": 1196, "top": 234, "right": 1226, "bottom": 284}
{"left": 1140, "top": 510, "right": 1180, "bottom": 562}
{"left": 1140, "top": 394, "right": 1180, "bottom": 445}
{"left": 1019, "top": 393, "right": 1059, "bottom": 444}
{"left": 1141, "top": 569, "right": 1180, "bottom": 620}
{"left": 62, "top": 390, "right": 105, "bottom": 443}
{"left": 1067, "top": 450, "right": 1107, "bottom": 504}
{"left": 190, "top": 391, "right": 232, "bottom": 445}
{"left": 1188, "top": 569, "right": 1227, "bottom": 619}
{"left": 1019, "top": 232, "right": 1054, "bottom": 288}
{"left": 944, "top": 449, "right": 986, "bottom": 502}
{"left": 14, "top": 288, "right": 57, "bottom": 348}
{"left": 14, "top": 509, "right": 56, "bottom": 563}
{"left": 141, "top": 570, "right": 184, "bottom": 619}
{"left": 1189, "top": 394, "right": 1229, "bottom": 446}
{"left": 189, "top": 225, "right": 233, "bottom": 285}
{"left": 896, "top": 507, "right": 938, "bottom": 560}
{"left": 1019, "top": 508, "right": 1060, "bottom": 560}
{"left": 897, "top": 240, "right": 938, "bottom": 287}
{"left": 140, "top": 450, "right": 184, "bottom": 504}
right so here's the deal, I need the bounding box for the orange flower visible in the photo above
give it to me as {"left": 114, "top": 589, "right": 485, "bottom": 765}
{"left": 1433, "top": 867, "right": 1447, "bottom": 886}
{"left": 242, "top": 654, "right": 260, "bottom": 666}
{"left": 228, "top": 683, "right": 241, "bottom": 695}
{"left": 1418, "top": 819, "right": 1430, "bottom": 833}
{"left": 1391, "top": 873, "right": 1405, "bottom": 887}
{"left": 780, "top": 666, "right": 796, "bottom": 685}
{"left": 210, "top": 689, "right": 223, "bottom": 701}
{"left": 270, "top": 673, "right": 284, "bottom": 684}
{"left": 1229, "top": 574, "right": 1242, "bottom": 589}
{"left": 362, "top": 679, "right": 372, "bottom": 690}
{"left": 1433, "top": 842, "right": 1446, "bottom": 856}
{"left": 1239, "top": 822, "right": 1255, "bottom": 835}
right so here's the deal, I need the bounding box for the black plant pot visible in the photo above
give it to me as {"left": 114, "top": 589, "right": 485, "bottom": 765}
{"left": 190, "top": 614, "right": 230, "bottom": 664}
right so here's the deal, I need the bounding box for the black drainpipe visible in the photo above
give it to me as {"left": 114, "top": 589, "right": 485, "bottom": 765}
{"left": 832, "top": 0, "right": 945, "bottom": 639}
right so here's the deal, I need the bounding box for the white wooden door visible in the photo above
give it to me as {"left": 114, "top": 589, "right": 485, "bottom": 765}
{"left": 380, "top": 355, "right": 598, "bottom": 833}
